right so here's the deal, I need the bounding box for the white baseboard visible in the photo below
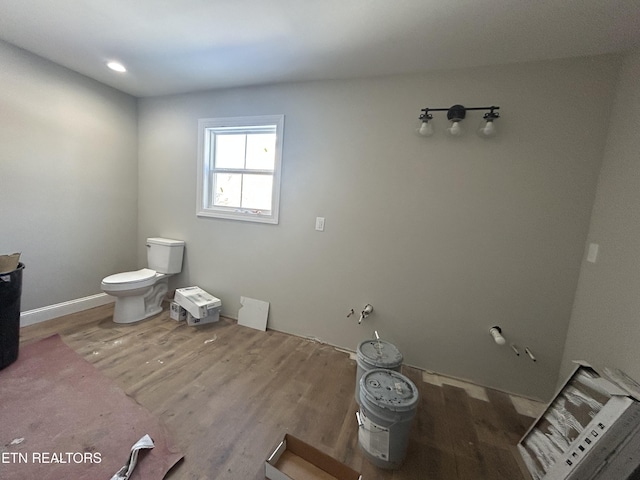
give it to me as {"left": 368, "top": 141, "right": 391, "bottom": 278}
{"left": 20, "top": 293, "right": 114, "bottom": 327}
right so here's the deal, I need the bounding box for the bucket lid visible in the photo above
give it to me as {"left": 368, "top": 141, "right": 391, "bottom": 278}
{"left": 357, "top": 339, "right": 403, "bottom": 368}
{"left": 103, "top": 268, "right": 156, "bottom": 285}
{"left": 360, "top": 369, "right": 419, "bottom": 412}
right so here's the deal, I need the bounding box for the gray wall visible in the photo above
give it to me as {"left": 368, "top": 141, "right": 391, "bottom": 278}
{"left": 137, "top": 55, "right": 620, "bottom": 400}
{"left": 561, "top": 51, "right": 640, "bottom": 384}
{"left": 0, "top": 40, "right": 139, "bottom": 310}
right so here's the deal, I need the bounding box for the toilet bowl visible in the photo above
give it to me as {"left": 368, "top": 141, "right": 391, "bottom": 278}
{"left": 101, "top": 238, "right": 185, "bottom": 324}
{"left": 101, "top": 269, "right": 169, "bottom": 324}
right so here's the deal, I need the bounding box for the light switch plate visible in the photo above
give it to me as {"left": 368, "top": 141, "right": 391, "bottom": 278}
{"left": 315, "top": 217, "right": 325, "bottom": 231}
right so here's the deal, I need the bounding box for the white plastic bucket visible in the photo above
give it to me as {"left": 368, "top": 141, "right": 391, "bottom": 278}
{"left": 355, "top": 339, "right": 403, "bottom": 404}
{"left": 357, "top": 368, "right": 419, "bottom": 469}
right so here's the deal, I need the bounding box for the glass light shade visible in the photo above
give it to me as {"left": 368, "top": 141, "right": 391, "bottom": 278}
{"left": 477, "top": 119, "right": 497, "bottom": 138}
{"left": 418, "top": 121, "right": 434, "bottom": 137}
{"left": 447, "top": 121, "right": 463, "bottom": 137}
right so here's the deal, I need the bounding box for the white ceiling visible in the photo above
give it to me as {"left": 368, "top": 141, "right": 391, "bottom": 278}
{"left": 1, "top": 0, "right": 639, "bottom": 98}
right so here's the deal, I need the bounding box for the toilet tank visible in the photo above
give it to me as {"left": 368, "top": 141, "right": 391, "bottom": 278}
{"left": 146, "top": 238, "right": 185, "bottom": 274}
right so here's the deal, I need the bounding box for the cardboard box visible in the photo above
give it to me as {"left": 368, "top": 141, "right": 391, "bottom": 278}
{"left": 265, "top": 434, "right": 361, "bottom": 480}
{"left": 169, "top": 301, "right": 186, "bottom": 321}
{"left": 0, "top": 253, "right": 20, "bottom": 274}
{"left": 186, "top": 310, "right": 219, "bottom": 326}
{"left": 517, "top": 361, "right": 640, "bottom": 480}
{"left": 174, "top": 286, "right": 221, "bottom": 319}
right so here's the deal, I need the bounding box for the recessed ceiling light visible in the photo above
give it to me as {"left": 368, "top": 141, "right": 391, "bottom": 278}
{"left": 106, "top": 61, "right": 126, "bottom": 73}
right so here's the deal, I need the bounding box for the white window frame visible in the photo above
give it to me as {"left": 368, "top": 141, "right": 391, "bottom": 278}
{"left": 196, "top": 114, "right": 284, "bottom": 224}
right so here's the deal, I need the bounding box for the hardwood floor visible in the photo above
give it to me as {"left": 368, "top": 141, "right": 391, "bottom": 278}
{"left": 18, "top": 304, "right": 538, "bottom": 479}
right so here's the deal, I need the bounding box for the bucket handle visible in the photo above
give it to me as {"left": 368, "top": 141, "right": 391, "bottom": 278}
{"left": 356, "top": 411, "right": 364, "bottom": 428}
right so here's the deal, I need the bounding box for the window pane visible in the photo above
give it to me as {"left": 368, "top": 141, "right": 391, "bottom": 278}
{"left": 215, "top": 134, "right": 246, "bottom": 169}
{"left": 213, "top": 173, "right": 242, "bottom": 207}
{"left": 246, "top": 133, "right": 276, "bottom": 170}
{"left": 241, "top": 174, "right": 273, "bottom": 211}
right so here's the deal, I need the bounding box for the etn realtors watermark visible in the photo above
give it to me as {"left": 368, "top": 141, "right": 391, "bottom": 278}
{"left": 1, "top": 451, "right": 102, "bottom": 464}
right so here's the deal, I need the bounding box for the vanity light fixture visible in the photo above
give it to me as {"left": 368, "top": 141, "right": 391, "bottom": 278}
{"left": 418, "top": 104, "right": 500, "bottom": 138}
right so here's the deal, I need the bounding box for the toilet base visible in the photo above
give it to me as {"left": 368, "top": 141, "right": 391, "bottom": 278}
{"left": 111, "top": 278, "right": 168, "bottom": 324}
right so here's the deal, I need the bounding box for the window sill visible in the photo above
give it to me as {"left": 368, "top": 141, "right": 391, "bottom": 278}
{"left": 196, "top": 208, "right": 279, "bottom": 224}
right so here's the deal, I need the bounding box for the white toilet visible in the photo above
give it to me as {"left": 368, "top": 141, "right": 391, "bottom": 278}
{"left": 101, "top": 237, "right": 185, "bottom": 324}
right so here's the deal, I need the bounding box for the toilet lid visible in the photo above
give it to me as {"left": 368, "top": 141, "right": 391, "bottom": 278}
{"left": 103, "top": 268, "right": 156, "bottom": 285}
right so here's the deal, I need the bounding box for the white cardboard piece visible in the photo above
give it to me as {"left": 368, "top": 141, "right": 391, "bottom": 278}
{"left": 238, "top": 296, "right": 269, "bottom": 331}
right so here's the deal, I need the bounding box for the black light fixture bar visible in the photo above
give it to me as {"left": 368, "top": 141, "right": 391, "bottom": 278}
{"left": 421, "top": 106, "right": 500, "bottom": 112}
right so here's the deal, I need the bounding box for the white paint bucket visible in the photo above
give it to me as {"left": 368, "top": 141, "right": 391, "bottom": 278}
{"left": 355, "top": 339, "right": 403, "bottom": 404}
{"left": 358, "top": 368, "right": 419, "bottom": 469}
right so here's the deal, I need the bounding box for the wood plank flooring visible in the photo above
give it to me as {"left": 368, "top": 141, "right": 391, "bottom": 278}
{"left": 18, "top": 304, "right": 538, "bottom": 479}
